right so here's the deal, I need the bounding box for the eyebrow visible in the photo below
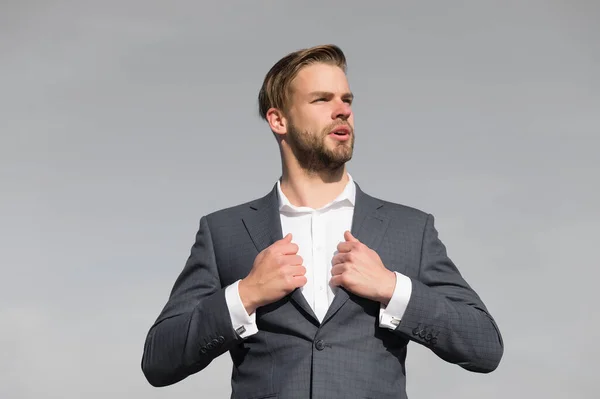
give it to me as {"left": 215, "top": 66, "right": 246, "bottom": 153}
{"left": 308, "top": 91, "right": 354, "bottom": 101}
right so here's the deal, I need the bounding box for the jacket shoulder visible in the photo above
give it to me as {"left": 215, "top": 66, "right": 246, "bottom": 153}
{"left": 372, "top": 197, "right": 436, "bottom": 237}
{"left": 202, "top": 188, "right": 274, "bottom": 223}
{"left": 365, "top": 190, "right": 431, "bottom": 220}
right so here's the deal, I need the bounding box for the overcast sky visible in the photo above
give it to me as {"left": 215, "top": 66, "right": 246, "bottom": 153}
{"left": 1, "top": 1, "right": 598, "bottom": 398}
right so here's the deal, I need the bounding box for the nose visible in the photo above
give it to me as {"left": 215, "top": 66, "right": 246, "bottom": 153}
{"left": 332, "top": 99, "right": 352, "bottom": 121}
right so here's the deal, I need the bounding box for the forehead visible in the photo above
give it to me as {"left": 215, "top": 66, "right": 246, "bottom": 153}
{"left": 290, "top": 63, "right": 350, "bottom": 96}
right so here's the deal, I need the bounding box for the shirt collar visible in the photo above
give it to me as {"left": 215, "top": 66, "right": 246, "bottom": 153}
{"left": 277, "top": 173, "right": 356, "bottom": 212}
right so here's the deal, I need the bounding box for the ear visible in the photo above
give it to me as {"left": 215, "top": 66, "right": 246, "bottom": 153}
{"left": 266, "top": 108, "right": 288, "bottom": 138}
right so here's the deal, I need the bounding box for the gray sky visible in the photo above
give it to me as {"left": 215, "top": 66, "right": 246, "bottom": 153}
{"left": 1, "top": 1, "right": 598, "bottom": 398}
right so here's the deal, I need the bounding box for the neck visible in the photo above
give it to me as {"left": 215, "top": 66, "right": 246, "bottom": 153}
{"left": 279, "top": 163, "right": 349, "bottom": 209}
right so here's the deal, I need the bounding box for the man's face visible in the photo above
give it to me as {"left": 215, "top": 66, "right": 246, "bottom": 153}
{"left": 284, "top": 63, "right": 355, "bottom": 172}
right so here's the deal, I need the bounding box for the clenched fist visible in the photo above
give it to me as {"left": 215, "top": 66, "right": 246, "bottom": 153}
{"left": 330, "top": 231, "right": 396, "bottom": 305}
{"left": 239, "top": 233, "right": 307, "bottom": 315}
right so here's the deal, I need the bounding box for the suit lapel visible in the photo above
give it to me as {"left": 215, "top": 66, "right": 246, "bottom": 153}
{"left": 321, "top": 183, "right": 389, "bottom": 325}
{"left": 242, "top": 181, "right": 389, "bottom": 326}
{"left": 242, "top": 185, "right": 320, "bottom": 324}
{"left": 243, "top": 185, "right": 282, "bottom": 254}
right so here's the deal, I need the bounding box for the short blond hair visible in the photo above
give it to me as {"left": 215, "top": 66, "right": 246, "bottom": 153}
{"left": 258, "top": 44, "right": 347, "bottom": 120}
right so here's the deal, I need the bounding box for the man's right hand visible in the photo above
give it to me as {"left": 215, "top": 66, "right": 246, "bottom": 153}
{"left": 238, "top": 233, "right": 306, "bottom": 315}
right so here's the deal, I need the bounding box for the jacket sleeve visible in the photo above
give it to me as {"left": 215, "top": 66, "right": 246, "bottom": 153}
{"left": 393, "top": 213, "right": 504, "bottom": 373}
{"left": 141, "top": 215, "right": 241, "bottom": 387}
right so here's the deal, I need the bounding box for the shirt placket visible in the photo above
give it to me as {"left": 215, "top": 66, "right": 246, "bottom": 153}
{"left": 312, "top": 210, "right": 329, "bottom": 322}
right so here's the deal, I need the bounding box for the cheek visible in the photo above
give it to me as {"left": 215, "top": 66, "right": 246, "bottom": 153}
{"left": 303, "top": 119, "right": 325, "bottom": 134}
{"left": 293, "top": 108, "right": 334, "bottom": 134}
{"left": 289, "top": 110, "right": 311, "bottom": 130}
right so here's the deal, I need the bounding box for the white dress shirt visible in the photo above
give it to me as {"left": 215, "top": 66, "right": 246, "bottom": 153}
{"left": 224, "top": 174, "right": 412, "bottom": 338}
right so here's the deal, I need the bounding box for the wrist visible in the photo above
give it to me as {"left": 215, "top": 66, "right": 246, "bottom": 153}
{"left": 378, "top": 270, "right": 397, "bottom": 306}
{"left": 238, "top": 278, "right": 259, "bottom": 315}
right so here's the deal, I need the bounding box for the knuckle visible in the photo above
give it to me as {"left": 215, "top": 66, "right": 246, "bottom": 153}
{"left": 287, "top": 276, "right": 296, "bottom": 287}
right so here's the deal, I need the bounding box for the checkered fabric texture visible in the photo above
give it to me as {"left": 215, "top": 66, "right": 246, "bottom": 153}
{"left": 141, "top": 183, "right": 503, "bottom": 399}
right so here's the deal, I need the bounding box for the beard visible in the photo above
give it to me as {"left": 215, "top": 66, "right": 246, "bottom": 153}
{"left": 286, "top": 120, "right": 354, "bottom": 173}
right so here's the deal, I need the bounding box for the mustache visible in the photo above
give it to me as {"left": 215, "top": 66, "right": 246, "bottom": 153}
{"left": 324, "top": 121, "right": 353, "bottom": 135}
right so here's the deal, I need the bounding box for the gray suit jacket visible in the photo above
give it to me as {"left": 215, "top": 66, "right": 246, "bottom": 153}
{"left": 141, "top": 182, "right": 503, "bottom": 399}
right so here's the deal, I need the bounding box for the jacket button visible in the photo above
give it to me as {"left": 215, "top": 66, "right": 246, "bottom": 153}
{"left": 217, "top": 336, "right": 225, "bottom": 343}
{"left": 315, "top": 340, "right": 325, "bottom": 350}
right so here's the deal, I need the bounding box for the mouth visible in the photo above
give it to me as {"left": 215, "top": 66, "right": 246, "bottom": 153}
{"left": 328, "top": 126, "right": 351, "bottom": 141}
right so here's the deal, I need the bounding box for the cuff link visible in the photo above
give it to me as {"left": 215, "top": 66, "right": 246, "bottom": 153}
{"left": 235, "top": 326, "right": 247, "bottom": 335}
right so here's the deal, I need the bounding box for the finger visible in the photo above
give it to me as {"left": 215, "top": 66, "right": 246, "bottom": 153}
{"left": 270, "top": 234, "right": 296, "bottom": 253}
{"left": 283, "top": 264, "right": 306, "bottom": 276}
{"left": 329, "top": 275, "right": 343, "bottom": 287}
{"left": 331, "top": 254, "right": 341, "bottom": 266}
{"left": 331, "top": 252, "right": 350, "bottom": 265}
{"left": 336, "top": 241, "right": 354, "bottom": 253}
{"left": 284, "top": 267, "right": 307, "bottom": 288}
{"left": 344, "top": 230, "right": 359, "bottom": 242}
{"left": 293, "top": 265, "right": 307, "bottom": 276}
{"left": 330, "top": 263, "right": 346, "bottom": 276}
{"left": 293, "top": 275, "right": 307, "bottom": 287}
{"left": 279, "top": 242, "right": 300, "bottom": 255}
{"left": 276, "top": 233, "right": 292, "bottom": 246}
{"left": 281, "top": 254, "right": 302, "bottom": 265}
{"left": 276, "top": 233, "right": 293, "bottom": 246}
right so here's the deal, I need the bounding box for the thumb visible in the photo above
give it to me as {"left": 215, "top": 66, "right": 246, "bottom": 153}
{"left": 344, "top": 230, "right": 359, "bottom": 242}
{"left": 282, "top": 233, "right": 293, "bottom": 242}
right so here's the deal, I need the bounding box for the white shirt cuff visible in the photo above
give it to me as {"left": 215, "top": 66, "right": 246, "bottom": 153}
{"left": 224, "top": 280, "right": 258, "bottom": 338}
{"left": 379, "top": 272, "right": 412, "bottom": 329}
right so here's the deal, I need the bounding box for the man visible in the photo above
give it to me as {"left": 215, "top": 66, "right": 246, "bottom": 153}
{"left": 141, "top": 44, "right": 503, "bottom": 399}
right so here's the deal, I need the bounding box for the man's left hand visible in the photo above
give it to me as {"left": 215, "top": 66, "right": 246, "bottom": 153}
{"left": 330, "top": 231, "right": 396, "bottom": 305}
